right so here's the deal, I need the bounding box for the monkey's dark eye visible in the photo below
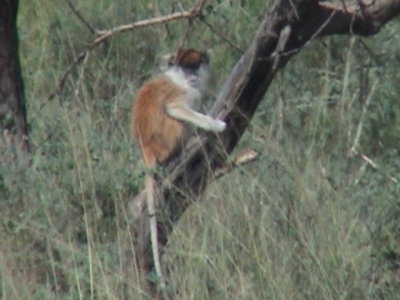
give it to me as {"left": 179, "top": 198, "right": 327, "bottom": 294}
{"left": 182, "top": 65, "right": 200, "bottom": 75}
{"left": 182, "top": 60, "right": 203, "bottom": 70}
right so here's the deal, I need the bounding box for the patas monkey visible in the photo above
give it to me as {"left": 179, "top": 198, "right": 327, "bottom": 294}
{"left": 132, "top": 48, "right": 226, "bottom": 290}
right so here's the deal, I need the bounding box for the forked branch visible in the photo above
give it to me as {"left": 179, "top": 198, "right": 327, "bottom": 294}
{"left": 47, "top": 0, "right": 208, "bottom": 102}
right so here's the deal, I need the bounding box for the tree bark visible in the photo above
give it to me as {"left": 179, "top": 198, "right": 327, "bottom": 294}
{"left": 132, "top": 0, "right": 400, "bottom": 290}
{"left": 0, "top": 0, "right": 30, "bottom": 153}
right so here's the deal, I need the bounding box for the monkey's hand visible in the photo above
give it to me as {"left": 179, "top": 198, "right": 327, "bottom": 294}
{"left": 166, "top": 103, "right": 226, "bottom": 133}
{"left": 210, "top": 119, "right": 226, "bottom": 132}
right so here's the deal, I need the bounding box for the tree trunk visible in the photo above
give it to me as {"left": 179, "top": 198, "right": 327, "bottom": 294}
{"left": 0, "top": 0, "right": 30, "bottom": 153}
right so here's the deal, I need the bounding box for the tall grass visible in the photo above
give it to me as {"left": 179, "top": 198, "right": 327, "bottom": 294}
{"left": 0, "top": 1, "right": 399, "bottom": 299}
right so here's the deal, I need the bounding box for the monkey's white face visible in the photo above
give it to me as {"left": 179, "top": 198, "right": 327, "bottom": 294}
{"left": 187, "top": 64, "right": 209, "bottom": 93}
{"left": 164, "top": 63, "right": 209, "bottom": 109}
{"left": 165, "top": 64, "right": 208, "bottom": 90}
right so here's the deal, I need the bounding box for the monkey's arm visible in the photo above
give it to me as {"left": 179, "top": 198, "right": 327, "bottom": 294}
{"left": 166, "top": 102, "right": 226, "bottom": 132}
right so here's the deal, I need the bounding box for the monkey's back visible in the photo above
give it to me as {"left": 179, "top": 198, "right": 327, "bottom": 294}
{"left": 133, "top": 75, "right": 185, "bottom": 166}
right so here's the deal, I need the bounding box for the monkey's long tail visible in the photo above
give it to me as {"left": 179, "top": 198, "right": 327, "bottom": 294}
{"left": 145, "top": 174, "right": 167, "bottom": 294}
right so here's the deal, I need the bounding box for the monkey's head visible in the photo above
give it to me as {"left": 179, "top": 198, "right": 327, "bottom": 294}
{"left": 172, "top": 48, "right": 209, "bottom": 70}
{"left": 165, "top": 48, "right": 209, "bottom": 91}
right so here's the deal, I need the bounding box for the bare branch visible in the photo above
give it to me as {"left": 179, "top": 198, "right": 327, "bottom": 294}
{"left": 94, "top": 10, "right": 193, "bottom": 44}
{"left": 46, "top": 0, "right": 208, "bottom": 104}
{"left": 95, "top": 0, "right": 207, "bottom": 44}
{"left": 314, "top": 0, "right": 400, "bottom": 36}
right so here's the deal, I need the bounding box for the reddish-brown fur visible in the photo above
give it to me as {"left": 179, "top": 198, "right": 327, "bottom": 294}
{"left": 172, "top": 48, "right": 208, "bottom": 67}
{"left": 132, "top": 75, "right": 186, "bottom": 167}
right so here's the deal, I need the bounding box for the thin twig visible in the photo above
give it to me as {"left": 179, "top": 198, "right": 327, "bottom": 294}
{"left": 359, "top": 153, "right": 398, "bottom": 184}
{"left": 360, "top": 153, "right": 377, "bottom": 169}
{"left": 64, "top": 0, "right": 98, "bottom": 34}
{"left": 45, "top": 49, "right": 88, "bottom": 102}
{"left": 358, "top": 39, "right": 383, "bottom": 65}
{"left": 349, "top": 79, "right": 377, "bottom": 155}
{"left": 46, "top": 0, "right": 207, "bottom": 105}
{"left": 179, "top": 18, "right": 195, "bottom": 50}
{"left": 201, "top": 18, "right": 244, "bottom": 53}
{"left": 74, "top": 51, "right": 90, "bottom": 98}
{"left": 215, "top": 149, "right": 259, "bottom": 178}
{"left": 272, "top": 25, "right": 292, "bottom": 71}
